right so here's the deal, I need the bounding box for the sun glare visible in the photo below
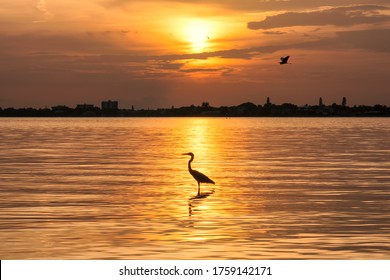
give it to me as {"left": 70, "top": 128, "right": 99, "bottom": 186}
{"left": 183, "top": 19, "right": 213, "bottom": 53}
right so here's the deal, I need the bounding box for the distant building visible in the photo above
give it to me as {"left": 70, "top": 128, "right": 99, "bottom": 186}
{"left": 76, "top": 103, "right": 94, "bottom": 110}
{"left": 342, "top": 97, "right": 347, "bottom": 107}
{"left": 101, "top": 100, "right": 118, "bottom": 110}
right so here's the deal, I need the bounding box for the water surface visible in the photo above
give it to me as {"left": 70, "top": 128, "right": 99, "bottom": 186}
{"left": 0, "top": 118, "right": 389, "bottom": 259}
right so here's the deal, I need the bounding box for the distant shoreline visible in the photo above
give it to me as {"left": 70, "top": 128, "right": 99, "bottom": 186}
{"left": 1, "top": 101, "right": 389, "bottom": 117}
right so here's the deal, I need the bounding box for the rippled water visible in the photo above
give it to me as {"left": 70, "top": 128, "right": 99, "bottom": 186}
{"left": 0, "top": 118, "right": 389, "bottom": 259}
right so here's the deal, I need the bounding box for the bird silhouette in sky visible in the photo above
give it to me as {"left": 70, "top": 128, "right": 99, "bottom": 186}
{"left": 280, "top": 56, "right": 290, "bottom": 64}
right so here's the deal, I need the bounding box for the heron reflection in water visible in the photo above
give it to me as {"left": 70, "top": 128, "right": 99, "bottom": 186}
{"left": 182, "top": 152, "right": 215, "bottom": 197}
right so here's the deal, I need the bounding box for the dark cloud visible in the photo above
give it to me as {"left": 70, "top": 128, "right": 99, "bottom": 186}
{"left": 154, "top": 61, "right": 185, "bottom": 70}
{"left": 180, "top": 67, "right": 225, "bottom": 73}
{"left": 248, "top": 5, "right": 390, "bottom": 30}
{"left": 262, "top": 31, "right": 287, "bottom": 35}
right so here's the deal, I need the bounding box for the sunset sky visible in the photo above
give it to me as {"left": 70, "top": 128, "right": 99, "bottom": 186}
{"left": 1, "top": 0, "right": 389, "bottom": 109}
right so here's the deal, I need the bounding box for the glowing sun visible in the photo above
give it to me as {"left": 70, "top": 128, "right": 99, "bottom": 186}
{"left": 183, "top": 19, "right": 213, "bottom": 52}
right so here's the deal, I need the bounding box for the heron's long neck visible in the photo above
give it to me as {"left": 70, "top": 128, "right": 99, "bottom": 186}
{"left": 188, "top": 156, "right": 194, "bottom": 171}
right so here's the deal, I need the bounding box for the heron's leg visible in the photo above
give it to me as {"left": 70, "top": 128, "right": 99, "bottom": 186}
{"left": 197, "top": 182, "right": 200, "bottom": 196}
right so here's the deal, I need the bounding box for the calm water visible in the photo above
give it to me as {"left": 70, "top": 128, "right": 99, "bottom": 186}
{"left": 0, "top": 118, "right": 389, "bottom": 259}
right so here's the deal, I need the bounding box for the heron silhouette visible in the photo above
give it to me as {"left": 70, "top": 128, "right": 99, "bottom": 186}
{"left": 182, "top": 152, "right": 215, "bottom": 197}
{"left": 280, "top": 56, "right": 290, "bottom": 64}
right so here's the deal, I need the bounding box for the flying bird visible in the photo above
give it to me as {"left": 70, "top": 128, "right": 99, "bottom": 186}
{"left": 280, "top": 56, "right": 290, "bottom": 64}
{"left": 182, "top": 152, "right": 215, "bottom": 196}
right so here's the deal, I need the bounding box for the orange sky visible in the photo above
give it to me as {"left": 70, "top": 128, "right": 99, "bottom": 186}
{"left": 0, "top": 0, "right": 389, "bottom": 108}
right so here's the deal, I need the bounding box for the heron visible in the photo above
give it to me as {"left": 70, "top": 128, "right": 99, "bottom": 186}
{"left": 182, "top": 152, "right": 215, "bottom": 196}
{"left": 280, "top": 56, "right": 290, "bottom": 64}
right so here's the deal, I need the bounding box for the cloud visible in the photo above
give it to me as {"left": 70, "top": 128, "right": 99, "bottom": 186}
{"left": 102, "top": 1, "right": 390, "bottom": 12}
{"left": 2, "top": 26, "right": 388, "bottom": 79}
{"left": 14, "top": 28, "right": 385, "bottom": 77}
{"left": 298, "top": 28, "right": 390, "bottom": 53}
{"left": 36, "top": 0, "right": 49, "bottom": 15}
{"left": 180, "top": 67, "right": 225, "bottom": 73}
{"left": 34, "top": 0, "right": 52, "bottom": 22}
{"left": 336, "top": 29, "right": 390, "bottom": 52}
{"left": 247, "top": 5, "right": 390, "bottom": 30}
{"left": 89, "top": 45, "right": 279, "bottom": 65}
{"left": 262, "top": 31, "right": 287, "bottom": 35}
{"left": 86, "top": 30, "right": 136, "bottom": 37}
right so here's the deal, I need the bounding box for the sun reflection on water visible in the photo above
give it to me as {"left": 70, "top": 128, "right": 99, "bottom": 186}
{"left": 1, "top": 118, "right": 390, "bottom": 259}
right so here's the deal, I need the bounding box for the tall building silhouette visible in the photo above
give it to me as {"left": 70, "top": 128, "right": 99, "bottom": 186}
{"left": 101, "top": 100, "right": 118, "bottom": 110}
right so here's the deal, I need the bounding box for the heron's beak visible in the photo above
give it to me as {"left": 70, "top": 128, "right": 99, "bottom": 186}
{"left": 182, "top": 153, "right": 190, "bottom": 156}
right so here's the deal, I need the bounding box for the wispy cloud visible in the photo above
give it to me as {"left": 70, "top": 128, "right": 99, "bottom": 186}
{"left": 102, "top": 0, "right": 390, "bottom": 12}
{"left": 34, "top": 0, "right": 52, "bottom": 22}
{"left": 247, "top": 5, "right": 390, "bottom": 30}
{"left": 297, "top": 28, "right": 390, "bottom": 53}
{"left": 262, "top": 31, "right": 287, "bottom": 35}
{"left": 180, "top": 67, "right": 225, "bottom": 73}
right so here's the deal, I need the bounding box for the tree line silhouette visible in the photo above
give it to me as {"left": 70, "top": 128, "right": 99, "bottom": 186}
{"left": 1, "top": 98, "right": 389, "bottom": 117}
